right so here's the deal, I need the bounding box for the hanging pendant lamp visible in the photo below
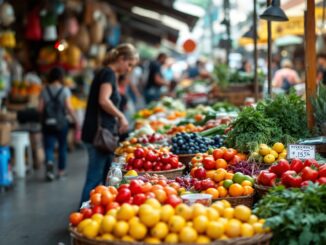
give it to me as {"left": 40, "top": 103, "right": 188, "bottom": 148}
{"left": 260, "top": 0, "right": 288, "bottom": 22}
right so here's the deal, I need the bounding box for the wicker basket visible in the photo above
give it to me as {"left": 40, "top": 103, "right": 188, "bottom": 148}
{"left": 214, "top": 194, "right": 255, "bottom": 208}
{"left": 70, "top": 227, "right": 272, "bottom": 245}
{"left": 177, "top": 154, "right": 196, "bottom": 173}
{"left": 254, "top": 184, "right": 271, "bottom": 198}
{"left": 122, "top": 165, "right": 185, "bottom": 179}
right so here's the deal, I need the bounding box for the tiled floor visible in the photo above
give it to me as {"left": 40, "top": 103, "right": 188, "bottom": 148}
{"left": 0, "top": 148, "right": 88, "bottom": 245}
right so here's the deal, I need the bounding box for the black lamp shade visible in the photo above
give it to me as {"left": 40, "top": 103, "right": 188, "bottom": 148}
{"left": 243, "top": 26, "right": 259, "bottom": 39}
{"left": 260, "top": 0, "right": 288, "bottom": 21}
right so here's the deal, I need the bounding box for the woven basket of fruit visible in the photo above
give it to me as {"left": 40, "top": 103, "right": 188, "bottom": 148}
{"left": 254, "top": 184, "right": 271, "bottom": 198}
{"left": 214, "top": 194, "right": 255, "bottom": 208}
{"left": 123, "top": 165, "right": 185, "bottom": 179}
{"left": 70, "top": 227, "right": 272, "bottom": 245}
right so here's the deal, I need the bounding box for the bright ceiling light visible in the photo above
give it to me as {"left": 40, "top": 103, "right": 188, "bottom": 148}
{"left": 131, "top": 6, "right": 160, "bottom": 20}
{"left": 161, "top": 15, "right": 188, "bottom": 32}
{"left": 173, "top": 1, "right": 205, "bottom": 17}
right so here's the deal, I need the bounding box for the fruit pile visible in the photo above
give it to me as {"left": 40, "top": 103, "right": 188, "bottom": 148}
{"left": 257, "top": 159, "right": 326, "bottom": 187}
{"left": 128, "top": 133, "right": 166, "bottom": 145}
{"left": 125, "top": 147, "right": 183, "bottom": 172}
{"left": 70, "top": 200, "right": 269, "bottom": 242}
{"left": 190, "top": 169, "right": 255, "bottom": 198}
{"left": 251, "top": 142, "right": 287, "bottom": 164}
{"left": 166, "top": 124, "right": 203, "bottom": 135}
{"left": 171, "top": 133, "right": 224, "bottom": 154}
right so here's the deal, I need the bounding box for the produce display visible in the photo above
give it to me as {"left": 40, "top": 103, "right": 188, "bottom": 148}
{"left": 68, "top": 92, "right": 326, "bottom": 244}
{"left": 71, "top": 199, "right": 269, "bottom": 242}
{"left": 257, "top": 159, "right": 326, "bottom": 187}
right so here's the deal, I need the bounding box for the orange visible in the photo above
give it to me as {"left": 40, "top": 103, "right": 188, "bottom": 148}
{"left": 243, "top": 186, "right": 254, "bottom": 195}
{"left": 206, "top": 170, "right": 216, "bottom": 180}
{"left": 90, "top": 193, "right": 101, "bottom": 206}
{"left": 153, "top": 189, "right": 167, "bottom": 203}
{"left": 236, "top": 153, "right": 247, "bottom": 161}
{"left": 164, "top": 186, "right": 177, "bottom": 196}
{"left": 229, "top": 184, "right": 244, "bottom": 197}
{"left": 217, "top": 186, "right": 228, "bottom": 198}
{"left": 234, "top": 205, "right": 251, "bottom": 222}
{"left": 151, "top": 184, "right": 164, "bottom": 192}
{"left": 206, "top": 188, "right": 219, "bottom": 199}
{"left": 117, "top": 204, "right": 135, "bottom": 221}
{"left": 214, "top": 169, "right": 227, "bottom": 182}
{"left": 69, "top": 212, "right": 84, "bottom": 226}
{"left": 95, "top": 185, "right": 108, "bottom": 194}
{"left": 101, "top": 191, "right": 114, "bottom": 206}
{"left": 225, "top": 172, "right": 234, "bottom": 180}
{"left": 108, "top": 186, "right": 118, "bottom": 196}
{"left": 241, "top": 180, "right": 253, "bottom": 187}
{"left": 215, "top": 159, "right": 228, "bottom": 169}
{"left": 225, "top": 219, "right": 241, "bottom": 238}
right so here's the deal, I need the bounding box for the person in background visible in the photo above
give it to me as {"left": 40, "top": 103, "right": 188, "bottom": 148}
{"left": 186, "top": 58, "right": 210, "bottom": 79}
{"left": 38, "top": 67, "right": 79, "bottom": 181}
{"left": 80, "top": 43, "right": 138, "bottom": 204}
{"left": 239, "top": 59, "right": 252, "bottom": 74}
{"left": 317, "top": 53, "right": 326, "bottom": 85}
{"left": 144, "top": 52, "right": 168, "bottom": 104}
{"left": 127, "top": 62, "right": 145, "bottom": 110}
{"left": 272, "top": 59, "right": 301, "bottom": 93}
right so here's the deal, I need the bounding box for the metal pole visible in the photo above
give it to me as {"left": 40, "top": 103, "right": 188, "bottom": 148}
{"left": 224, "top": 0, "right": 231, "bottom": 66}
{"left": 253, "top": 0, "right": 259, "bottom": 100}
{"left": 267, "top": 0, "right": 272, "bottom": 96}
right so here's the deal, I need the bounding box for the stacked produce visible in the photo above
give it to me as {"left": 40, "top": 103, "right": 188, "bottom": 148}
{"left": 250, "top": 142, "right": 287, "bottom": 164}
{"left": 71, "top": 199, "right": 269, "bottom": 242}
{"left": 257, "top": 159, "right": 326, "bottom": 187}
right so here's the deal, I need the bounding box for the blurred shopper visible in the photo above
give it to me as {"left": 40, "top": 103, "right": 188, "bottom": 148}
{"left": 127, "top": 63, "right": 145, "bottom": 110}
{"left": 239, "top": 59, "right": 252, "bottom": 74}
{"left": 272, "top": 59, "right": 301, "bottom": 93}
{"left": 39, "top": 67, "right": 78, "bottom": 181}
{"left": 144, "top": 53, "right": 168, "bottom": 104}
{"left": 80, "top": 44, "right": 138, "bottom": 204}
{"left": 317, "top": 53, "right": 326, "bottom": 85}
{"left": 186, "top": 58, "right": 210, "bottom": 79}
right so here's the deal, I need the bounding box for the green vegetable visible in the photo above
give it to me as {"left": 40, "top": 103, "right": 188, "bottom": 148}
{"left": 199, "top": 124, "right": 228, "bottom": 137}
{"left": 225, "top": 107, "right": 282, "bottom": 153}
{"left": 311, "top": 83, "right": 326, "bottom": 135}
{"left": 254, "top": 184, "right": 326, "bottom": 245}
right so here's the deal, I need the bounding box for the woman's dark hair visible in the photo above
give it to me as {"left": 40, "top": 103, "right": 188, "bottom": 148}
{"left": 48, "top": 67, "right": 65, "bottom": 84}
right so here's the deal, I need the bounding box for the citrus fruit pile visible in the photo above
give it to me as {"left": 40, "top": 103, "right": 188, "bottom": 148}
{"left": 71, "top": 199, "right": 269, "bottom": 243}
{"left": 250, "top": 142, "right": 287, "bottom": 164}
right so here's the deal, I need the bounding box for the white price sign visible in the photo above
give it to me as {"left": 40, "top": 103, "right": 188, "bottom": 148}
{"left": 288, "top": 144, "right": 316, "bottom": 160}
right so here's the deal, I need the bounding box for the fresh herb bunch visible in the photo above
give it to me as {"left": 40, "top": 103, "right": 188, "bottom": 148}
{"left": 254, "top": 184, "right": 326, "bottom": 245}
{"left": 311, "top": 83, "right": 326, "bottom": 135}
{"left": 257, "top": 92, "right": 310, "bottom": 142}
{"left": 225, "top": 107, "right": 282, "bottom": 152}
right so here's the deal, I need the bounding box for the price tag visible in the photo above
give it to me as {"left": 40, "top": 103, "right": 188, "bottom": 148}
{"left": 288, "top": 144, "right": 316, "bottom": 160}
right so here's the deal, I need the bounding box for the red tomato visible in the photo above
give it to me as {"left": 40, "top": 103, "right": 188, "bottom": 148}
{"left": 228, "top": 155, "right": 241, "bottom": 165}
{"left": 165, "top": 194, "right": 182, "bottom": 207}
{"left": 132, "top": 193, "right": 147, "bottom": 205}
{"left": 169, "top": 157, "right": 179, "bottom": 168}
{"left": 304, "top": 159, "right": 319, "bottom": 168}
{"left": 213, "top": 149, "right": 224, "bottom": 160}
{"left": 318, "top": 164, "right": 326, "bottom": 178}
{"left": 317, "top": 177, "right": 326, "bottom": 185}
{"left": 257, "top": 170, "right": 277, "bottom": 186}
{"left": 129, "top": 180, "right": 143, "bottom": 194}
{"left": 157, "top": 179, "right": 167, "bottom": 187}
{"left": 163, "top": 164, "right": 172, "bottom": 171}
{"left": 116, "top": 188, "right": 131, "bottom": 204}
{"left": 143, "top": 161, "right": 153, "bottom": 171}
{"left": 118, "top": 184, "right": 130, "bottom": 191}
{"left": 106, "top": 202, "right": 119, "bottom": 211}
{"left": 134, "top": 148, "right": 145, "bottom": 158}
{"left": 203, "top": 157, "right": 216, "bottom": 170}
{"left": 69, "top": 212, "right": 84, "bottom": 226}
{"left": 141, "top": 182, "right": 152, "bottom": 193}
{"left": 290, "top": 158, "right": 304, "bottom": 173}
{"left": 80, "top": 208, "right": 93, "bottom": 219}
{"left": 146, "top": 192, "right": 155, "bottom": 199}
{"left": 101, "top": 191, "right": 114, "bottom": 206}
{"left": 146, "top": 151, "right": 158, "bottom": 162}
{"left": 92, "top": 205, "right": 104, "bottom": 214}
{"left": 301, "top": 166, "right": 318, "bottom": 182}
{"left": 281, "top": 170, "right": 302, "bottom": 188}
{"left": 223, "top": 149, "right": 237, "bottom": 161}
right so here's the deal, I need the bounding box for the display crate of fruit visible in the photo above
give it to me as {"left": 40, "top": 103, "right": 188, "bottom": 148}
{"left": 213, "top": 193, "right": 254, "bottom": 208}
{"left": 123, "top": 165, "right": 185, "bottom": 179}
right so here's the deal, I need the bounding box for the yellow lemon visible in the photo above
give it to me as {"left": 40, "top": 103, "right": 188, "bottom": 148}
{"left": 144, "top": 237, "right": 161, "bottom": 244}
{"left": 259, "top": 145, "right": 270, "bottom": 156}
{"left": 192, "top": 203, "right": 207, "bottom": 218}
{"left": 117, "top": 204, "right": 135, "bottom": 221}
{"left": 113, "top": 221, "right": 129, "bottom": 237}
{"left": 211, "top": 202, "right": 224, "bottom": 214}
{"left": 272, "top": 142, "right": 285, "bottom": 153}
{"left": 106, "top": 209, "right": 117, "bottom": 217}
{"left": 168, "top": 215, "right": 186, "bottom": 233}
{"left": 179, "top": 227, "right": 198, "bottom": 243}
{"left": 164, "top": 233, "right": 179, "bottom": 243}
{"left": 234, "top": 205, "right": 251, "bottom": 222}
{"left": 270, "top": 150, "right": 279, "bottom": 158}
{"left": 248, "top": 215, "right": 259, "bottom": 224}
{"left": 140, "top": 209, "right": 160, "bottom": 228}
{"left": 121, "top": 235, "right": 135, "bottom": 242}
{"left": 128, "top": 217, "right": 140, "bottom": 226}
{"left": 175, "top": 203, "right": 193, "bottom": 221}
{"left": 151, "top": 222, "right": 169, "bottom": 239}
{"left": 225, "top": 219, "right": 241, "bottom": 238}
{"left": 77, "top": 218, "right": 92, "bottom": 233}
{"left": 206, "top": 207, "right": 220, "bottom": 221}
{"left": 221, "top": 200, "right": 231, "bottom": 208}
{"left": 145, "top": 198, "right": 161, "bottom": 209}
{"left": 223, "top": 207, "right": 234, "bottom": 219}
{"left": 278, "top": 152, "right": 287, "bottom": 160}
{"left": 125, "top": 170, "right": 138, "bottom": 176}
{"left": 196, "top": 235, "right": 211, "bottom": 244}
{"left": 241, "top": 223, "right": 254, "bottom": 237}
{"left": 206, "top": 221, "right": 224, "bottom": 239}
{"left": 160, "top": 205, "right": 175, "bottom": 222}
{"left": 92, "top": 213, "right": 104, "bottom": 224}
{"left": 193, "top": 215, "right": 209, "bottom": 233}
{"left": 101, "top": 233, "right": 115, "bottom": 241}
{"left": 253, "top": 222, "right": 264, "bottom": 234}
{"left": 264, "top": 154, "right": 275, "bottom": 164}
{"left": 83, "top": 220, "right": 100, "bottom": 239}
{"left": 129, "top": 222, "right": 147, "bottom": 240}
{"left": 100, "top": 215, "right": 117, "bottom": 234}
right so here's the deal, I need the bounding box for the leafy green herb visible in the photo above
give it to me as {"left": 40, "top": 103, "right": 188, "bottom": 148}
{"left": 254, "top": 184, "right": 326, "bottom": 245}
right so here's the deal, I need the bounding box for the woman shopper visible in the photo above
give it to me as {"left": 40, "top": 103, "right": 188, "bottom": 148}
{"left": 39, "top": 67, "right": 78, "bottom": 181}
{"left": 80, "top": 43, "right": 138, "bottom": 204}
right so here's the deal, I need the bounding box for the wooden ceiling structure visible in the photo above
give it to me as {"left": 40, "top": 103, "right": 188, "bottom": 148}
{"left": 104, "top": 0, "right": 199, "bottom": 45}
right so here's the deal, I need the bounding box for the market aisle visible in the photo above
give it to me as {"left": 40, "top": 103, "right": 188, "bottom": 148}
{"left": 0, "top": 148, "right": 88, "bottom": 245}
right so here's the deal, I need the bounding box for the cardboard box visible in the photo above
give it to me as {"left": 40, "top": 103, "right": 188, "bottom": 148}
{"left": 0, "top": 123, "right": 11, "bottom": 146}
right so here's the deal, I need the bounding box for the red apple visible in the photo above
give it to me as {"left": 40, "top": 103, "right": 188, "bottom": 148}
{"left": 146, "top": 151, "right": 158, "bottom": 162}
{"left": 203, "top": 157, "right": 216, "bottom": 170}
{"left": 201, "top": 179, "right": 215, "bottom": 190}
{"left": 134, "top": 148, "right": 145, "bottom": 159}
{"left": 194, "top": 167, "right": 207, "bottom": 180}
{"left": 133, "top": 158, "right": 143, "bottom": 170}
{"left": 169, "top": 157, "right": 179, "bottom": 168}
{"left": 163, "top": 164, "right": 172, "bottom": 171}
{"left": 143, "top": 161, "right": 153, "bottom": 171}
